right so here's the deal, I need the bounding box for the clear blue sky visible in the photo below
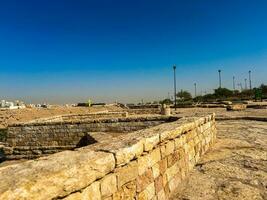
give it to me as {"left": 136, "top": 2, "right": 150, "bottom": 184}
{"left": 1, "top": 0, "right": 267, "bottom": 104}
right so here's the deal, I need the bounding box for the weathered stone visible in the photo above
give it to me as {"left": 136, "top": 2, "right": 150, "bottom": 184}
{"left": 0, "top": 150, "right": 114, "bottom": 200}
{"left": 138, "top": 153, "right": 151, "bottom": 175}
{"left": 101, "top": 173, "right": 117, "bottom": 197}
{"left": 143, "top": 134, "right": 160, "bottom": 152}
{"left": 155, "top": 175, "right": 164, "bottom": 194}
{"left": 157, "top": 189, "right": 166, "bottom": 200}
{"left": 138, "top": 182, "right": 155, "bottom": 200}
{"left": 151, "top": 163, "right": 160, "bottom": 178}
{"left": 167, "top": 150, "right": 180, "bottom": 167}
{"left": 158, "top": 158, "right": 168, "bottom": 175}
{"left": 116, "top": 161, "right": 138, "bottom": 188}
{"left": 81, "top": 181, "right": 101, "bottom": 200}
{"left": 137, "top": 168, "right": 154, "bottom": 192}
{"left": 150, "top": 148, "right": 161, "bottom": 165}
{"left": 113, "top": 181, "right": 136, "bottom": 200}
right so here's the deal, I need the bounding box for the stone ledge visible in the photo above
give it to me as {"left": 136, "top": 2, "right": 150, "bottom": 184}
{"left": 0, "top": 150, "right": 115, "bottom": 199}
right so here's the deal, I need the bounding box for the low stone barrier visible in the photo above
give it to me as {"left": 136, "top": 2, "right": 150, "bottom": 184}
{"left": 0, "top": 116, "right": 176, "bottom": 160}
{"left": 28, "top": 111, "right": 129, "bottom": 123}
{"left": 226, "top": 104, "right": 247, "bottom": 111}
{"left": 0, "top": 114, "right": 216, "bottom": 200}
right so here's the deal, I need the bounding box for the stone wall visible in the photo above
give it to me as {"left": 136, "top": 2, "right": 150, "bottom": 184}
{"left": 1, "top": 116, "right": 176, "bottom": 160}
{"left": 0, "top": 114, "right": 216, "bottom": 200}
{"left": 128, "top": 108, "right": 161, "bottom": 115}
{"left": 28, "top": 111, "right": 129, "bottom": 123}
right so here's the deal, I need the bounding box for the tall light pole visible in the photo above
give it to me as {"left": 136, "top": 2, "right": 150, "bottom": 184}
{"left": 233, "top": 76, "right": 236, "bottom": 90}
{"left": 194, "top": 83, "right": 197, "bottom": 98}
{"left": 245, "top": 78, "right": 247, "bottom": 90}
{"left": 249, "top": 70, "right": 252, "bottom": 90}
{"left": 218, "top": 69, "right": 222, "bottom": 88}
{"left": 173, "top": 65, "right": 177, "bottom": 110}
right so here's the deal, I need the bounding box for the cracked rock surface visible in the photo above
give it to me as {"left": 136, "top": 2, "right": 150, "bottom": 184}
{"left": 172, "top": 120, "right": 267, "bottom": 200}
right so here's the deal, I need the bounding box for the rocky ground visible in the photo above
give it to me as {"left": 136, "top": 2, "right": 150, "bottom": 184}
{"left": 172, "top": 120, "right": 267, "bottom": 200}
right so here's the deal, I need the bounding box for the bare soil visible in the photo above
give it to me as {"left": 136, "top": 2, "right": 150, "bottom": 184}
{"left": 0, "top": 105, "right": 123, "bottom": 128}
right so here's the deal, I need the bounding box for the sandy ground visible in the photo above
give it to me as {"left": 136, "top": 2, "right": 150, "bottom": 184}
{"left": 172, "top": 120, "right": 267, "bottom": 200}
{"left": 0, "top": 105, "right": 123, "bottom": 128}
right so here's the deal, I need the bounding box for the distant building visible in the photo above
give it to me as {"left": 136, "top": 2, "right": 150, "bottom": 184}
{"left": 0, "top": 100, "right": 26, "bottom": 110}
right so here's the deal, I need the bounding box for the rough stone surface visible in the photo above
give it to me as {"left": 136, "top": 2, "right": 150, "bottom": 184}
{"left": 0, "top": 114, "right": 216, "bottom": 200}
{"left": 0, "top": 150, "right": 114, "bottom": 199}
{"left": 172, "top": 120, "right": 267, "bottom": 200}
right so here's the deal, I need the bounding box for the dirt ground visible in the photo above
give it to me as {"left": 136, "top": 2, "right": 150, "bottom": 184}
{"left": 172, "top": 120, "right": 267, "bottom": 200}
{"left": 0, "top": 105, "right": 123, "bottom": 128}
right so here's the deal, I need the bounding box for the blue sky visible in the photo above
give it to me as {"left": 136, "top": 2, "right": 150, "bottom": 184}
{"left": 1, "top": 0, "right": 267, "bottom": 103}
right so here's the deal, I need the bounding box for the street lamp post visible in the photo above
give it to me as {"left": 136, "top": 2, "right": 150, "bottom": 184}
{"left": 173, "top": 65, "right": 177, "bottom": 110}
{"left": 218, "top": 69, "right": 222, "bottom": 88}
{"left": 245, "top": 78, "right": 247, "bottom": 90}
{"left": 233, "top": 76, "right": 235, "bottom": 90}
{"left": 194, "top": 83, "right": 197, "bottom": 98}
{"left": 249, "top": 70, "right": 252, "bottom": 90}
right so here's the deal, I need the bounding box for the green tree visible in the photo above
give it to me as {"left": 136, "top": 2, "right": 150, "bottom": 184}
{"left": 160, "top": 98, "right": 172, "bottom": 105}
{"left": 260, "top": 84, "right": 267, "bottom": 95}
{"left": 176, "top": 90, "right": 192, "bottom": 100}
{"left": 214, "top": 87, "right": 233, "bottom": 98}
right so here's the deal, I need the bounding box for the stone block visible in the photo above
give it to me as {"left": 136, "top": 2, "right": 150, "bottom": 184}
{"left": 155, "top": 175, "right": 164, "bottom": 194}
{"left": 137, "top": 168, "right": 154, "bottom": 192}
{"left": 138, "top": 153, "right": 151, "bottom": 175}
{"left": 81, "top": 181, "right": 101, "bottom": 200}
{"left": 138, "top": 182, "right": 155, "bottom": 200}
{"left": 167, "top": 150, "right": 180, "bottom": 167}
{"left": 116, "top": 161, "right": 138, "bottom": 188}
{"left": 150, "top": 148, "right": 161, "bottom": 166}
{"left": 0, "top": 150, "right": 114, "bottom": 200}
{"left": 161, "top": 140, "right": 175, "bottom": 158}
{"left": 143, "top": 134, "right": 160, "bottom": 152}
{"left": 113, "top": 181, "right": 136, "bottom": 200}
{"left": 157, "top": 189, "right": 166, "bottom": 200}
{"left": 158, "top": 158, "right": 167, "bottom": 175}
{"left": 152, "top": 163, "right": 160, "bottom": 178}
{"left": 101, "top": 173, "right": 117, "bottom": 198}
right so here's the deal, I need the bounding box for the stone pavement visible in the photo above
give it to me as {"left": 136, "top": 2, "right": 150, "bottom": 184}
{"left": 171, "top": 120, "right": 267, "bottom": 200}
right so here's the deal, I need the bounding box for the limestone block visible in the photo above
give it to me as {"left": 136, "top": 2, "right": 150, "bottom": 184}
{"left": 81, "top": 181, "right": 101, "bottom": 200}
{"left": 138, "top": 182, "right": 155, "bottom": 200}
{"left": 165, "top": 162, "right": 179, "bottom": 182}
{"left": 167, "top": 150, "right": 180, "bottom": 167}
{"left": 138, "top": 153, "right": 151, "bottom": 175}
{"left": 101, "top": 173, "right": 117, "bottom": 198}
{"left": 227, "top": 104, "right": 247, "bottom": 111}
{"left": 0, "top": 150, "right": 114, "bottom": 200}
{"left": 161, "top": 141, "right": 175, "bottom": 158}
{"left": 154, "top": 175, "right": 164, "bottom": 194}
{"left": 143, "top": 134, "right": 160, "bottom": 152}
{"left": 150, "top": 148, "right": 161, "bottom": 166}
{"left": 113, "top": 181, "right": 136, "bottom": 200}
{"left": 157, "top": 189, "right": 166, "bottom": 200}
{"left": 152, "top": 163, "right": 160, "bottom": 178}
{"left": 95, "top": 135, "right": 144, "bottom": 167}
{"left": 137, "top": 168, "right": 154, "bottom": 192}
{"left": 158, "top": 158, "right": 168, "bottom": 175}
{"left": 116, "top": 161, "right": 138, "bottom": 188}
